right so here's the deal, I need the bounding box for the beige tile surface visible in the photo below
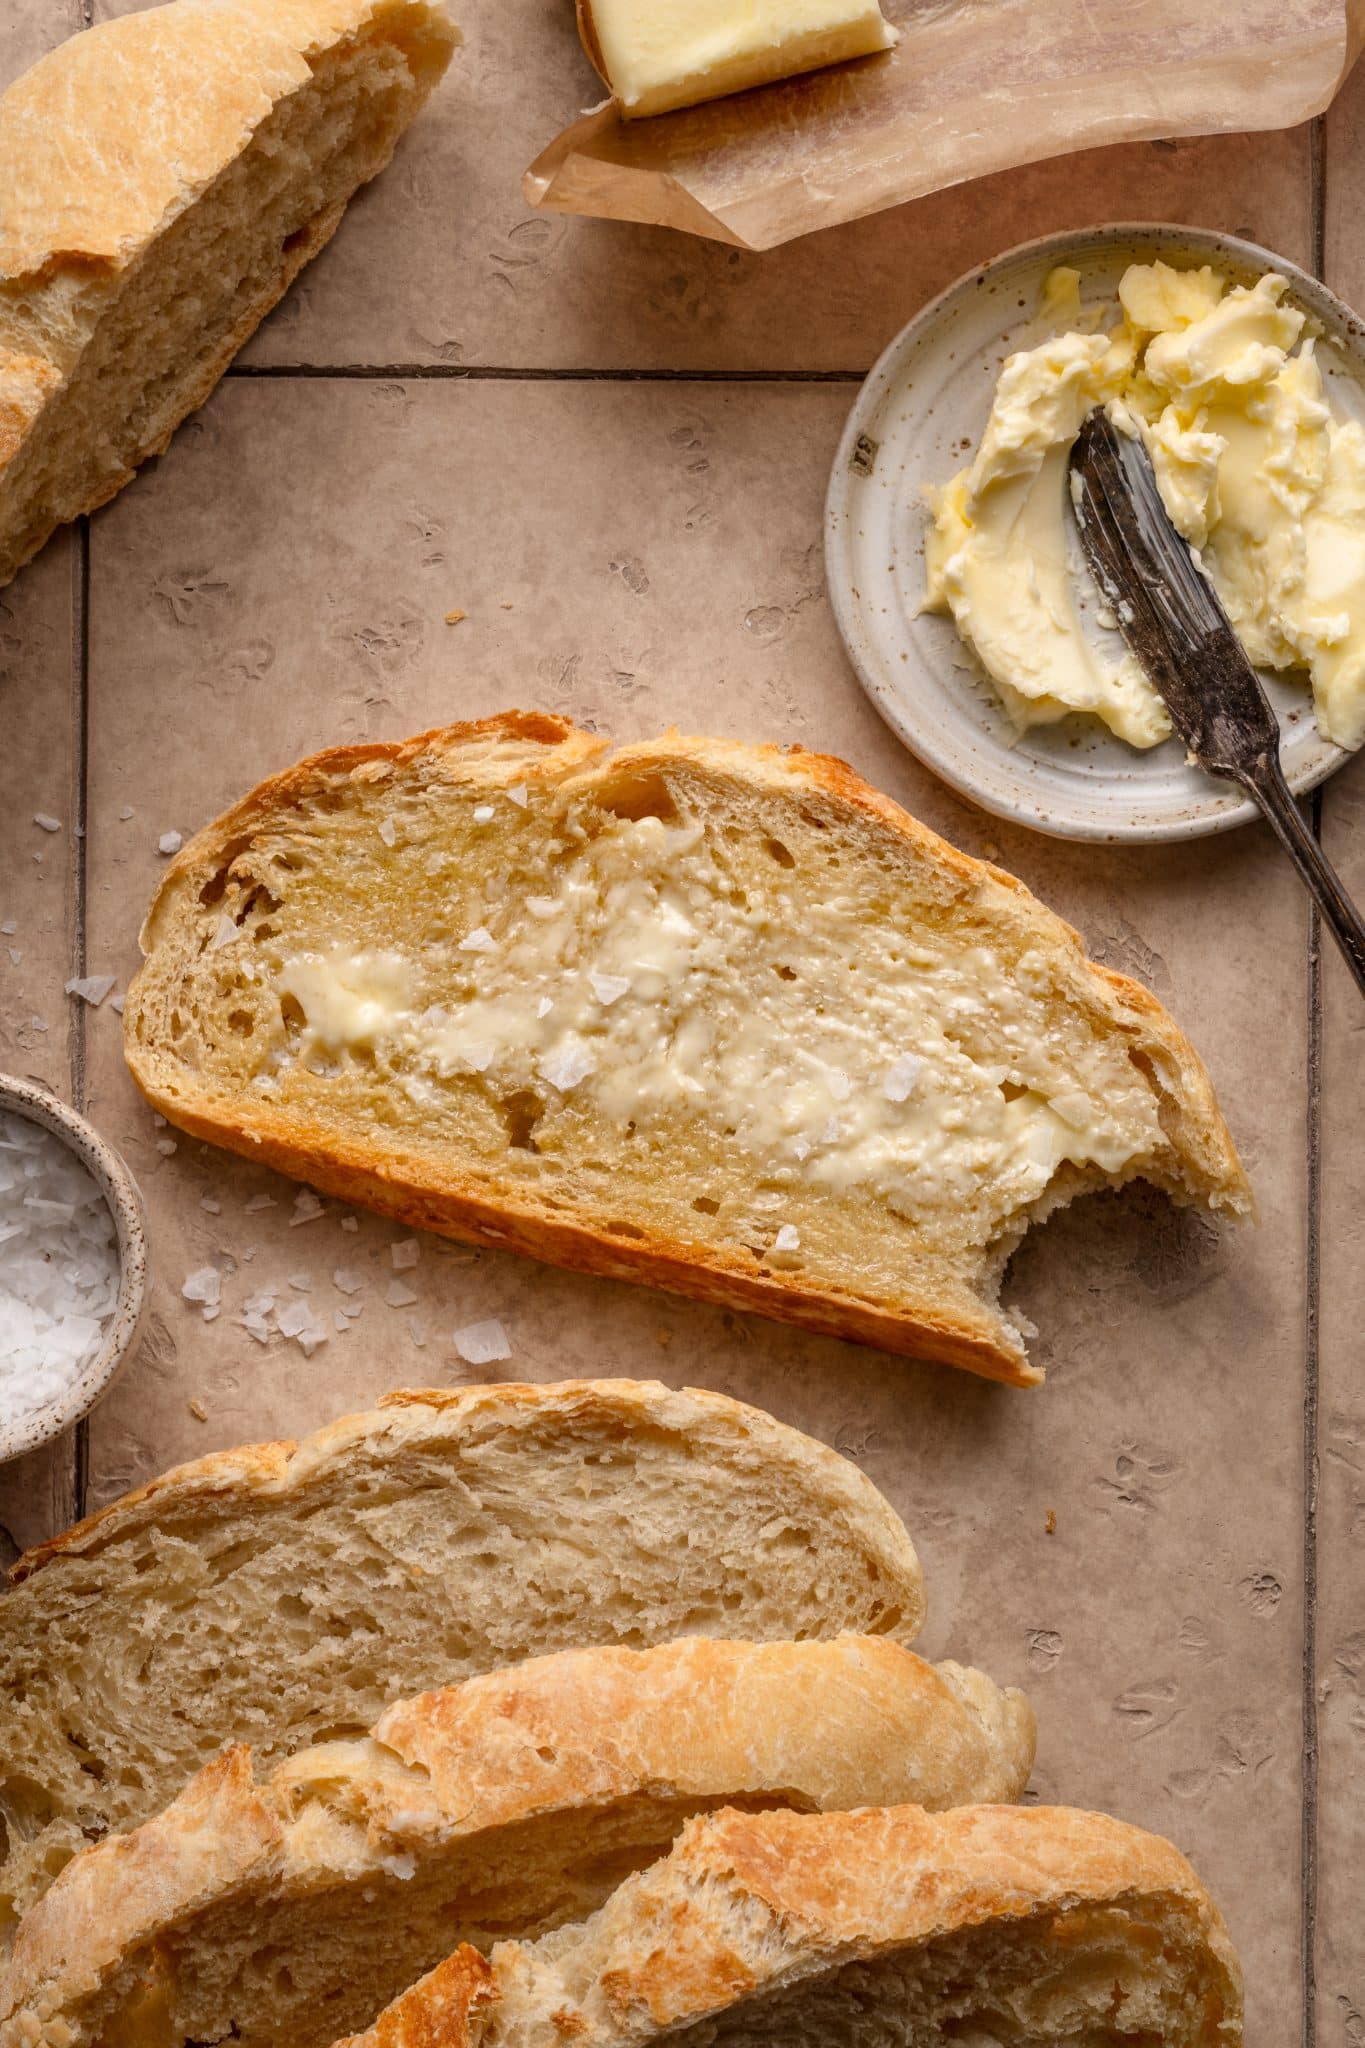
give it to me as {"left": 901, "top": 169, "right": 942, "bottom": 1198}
{"left": 1317, "top": 78, "right": 1365, "bottom": 2044}
{"left": 3, "top": 1, "right": 1356, "bottom": 2040}
{"left": 97, "top": 0, "right": 1315, "bottom": 370}
{"left": 83, "top": 374, "right": 1306, "bottom": 2040}
{"left": 1, "top": 0, "right": 79, "bottom": 86}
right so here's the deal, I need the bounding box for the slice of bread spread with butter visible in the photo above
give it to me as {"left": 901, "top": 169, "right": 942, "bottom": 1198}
{"left": 0, "top": 1638, "right": 1034, "bottom": 2048}
{"left": 338, "top": 1804, "right": 1243, "bottom": 2048}
{"left": 0, "top": 0, "right": 457, "bottom": 587}
{"left": 126, "top": 713, "right": 1250, "bottom": 1384}
{"left": 0, "top": 1380, "right": 925, "bottom": 1933}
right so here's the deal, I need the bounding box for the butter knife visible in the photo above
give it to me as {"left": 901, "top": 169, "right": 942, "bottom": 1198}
{"left": 1069, "top": 408, "right": 1365, "bottom": 996}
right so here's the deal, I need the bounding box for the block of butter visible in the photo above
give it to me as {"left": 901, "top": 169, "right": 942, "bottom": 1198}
{"left": 577, "top": 0, "right": 899, "bottom": 120}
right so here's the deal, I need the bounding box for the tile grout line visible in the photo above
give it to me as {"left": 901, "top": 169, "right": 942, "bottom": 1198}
{"left": 71, "top": 515, "right": 91, "bottom": 1523}
{"left": 224, "top": 363, "right": 868, "bottom": 383}
{"left": 1303, "top": 108, "right": 1328, "bottom": 2048}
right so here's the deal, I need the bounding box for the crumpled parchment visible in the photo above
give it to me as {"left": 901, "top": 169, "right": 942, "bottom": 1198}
{"left": 524, "top": 0, "right": 1365, "bottom": 250}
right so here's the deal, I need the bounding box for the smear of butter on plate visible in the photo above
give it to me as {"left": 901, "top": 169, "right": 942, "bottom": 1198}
{"left": 922, "top": 259, "right": 1365, "bottom": 752}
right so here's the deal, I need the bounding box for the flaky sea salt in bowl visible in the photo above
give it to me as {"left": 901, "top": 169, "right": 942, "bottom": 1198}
{"left": 0, "top": 1075, "right": 148, "bottom": 1464}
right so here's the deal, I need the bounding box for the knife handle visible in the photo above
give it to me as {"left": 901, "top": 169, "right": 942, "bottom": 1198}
{"left": 1245, "top": 755, "right": 1365, "bottom": 997}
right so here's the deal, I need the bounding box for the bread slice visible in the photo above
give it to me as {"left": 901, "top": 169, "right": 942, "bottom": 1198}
{"left": 338, "top": 1803, "right": 1243, "bottom": 2048}
{"left": 0, "top": 1637, "right": 1035, "bottom": 2048}
{"left": 0, "top": 1379, "right": 925, "bottom": 1933}
{"left": 125, "top": 712, "right": 1249, "bottom": 1385}
{"left": 0, "top": 0, "right": 456, "bottom": 587}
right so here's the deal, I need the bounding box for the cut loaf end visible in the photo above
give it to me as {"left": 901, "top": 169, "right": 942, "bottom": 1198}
{"left": 0, "top": 0, "right": 457, "bottom": 586}
{"left": 125, "top": 714, "right": 1251, "bottom": 1384}
{"left": 0, "top": 1380, "right": 925, "bottom": 1933}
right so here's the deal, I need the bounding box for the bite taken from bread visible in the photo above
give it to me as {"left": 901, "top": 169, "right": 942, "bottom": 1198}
{"left": 125, "top": 714, "right": 1250, "bottom": 1384}
{"left": 0, "top": 0, "right": 457, "bottom": 587}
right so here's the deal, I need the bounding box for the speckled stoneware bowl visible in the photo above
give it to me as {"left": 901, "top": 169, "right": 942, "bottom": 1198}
{"left": 826, "top": 222, "right": 1365, "bottom": 842}
{"left": 0, "top": 1074, "right": 149, "bottom": 1465}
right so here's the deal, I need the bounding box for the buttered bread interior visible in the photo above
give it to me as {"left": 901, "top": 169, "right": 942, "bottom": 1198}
{"left": 125, "top": 716, "right": 1248, "bottom": 1381}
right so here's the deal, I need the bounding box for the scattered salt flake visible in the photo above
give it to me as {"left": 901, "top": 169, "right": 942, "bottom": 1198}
{"left": 827, "top": 1069, "right": 853, "bottom": 1102}
{"left": 390, "top": 1239, "right": 420, "bottom": 1271}
{"left": 535, "top": 997, "right": 553, "bottom": 1019}
{"left": 333, "top": 1267, "right": 366, "bottom": 1295}
{"left": 65, "top": 975, "right": 116, "bottom": 1007}
{"left": 7, "top": 950, "right": 20, "bottom": 966}
{"left": 472, "top": 804, "right": 495, "bottom": 825}
{"left": 1, "top": 920, "right": 15, "bottom": 935}
{"left": 407, "top": 1317, "right": 427, "bottom": 1348}
{"left": 200, "top": 1197, "right": 222, "bottom": 1214}
{"left": 276, "top": 1298, "right": 320, "bottom": 1340}
{"left": 340, "top": 1215, "right": 359, "bottom": 1232}
{"left": 243, "top": 1290, "right": 277, "bottom": 1316}
{"left": 882, "top": 1054, "right": 921, "bottom": 1104}
{"left": 589, "top": 970, "right": 630, "bottom": 1006}
{"left": 774, "top": 1224, "right": 801, "bottom": 1253}
{"left": 453, "top": 1318, "right": 510, "bottom": 1365}
{"left": 158, "top": 830, "right": 183, "bottom": 856}
{"left": 386, "top": 1279, "right": 419, "bottom": 1309}
{"left": 340, "top": 1301, "right": 364, "bottom": 1319}
{"left": 244, "top": 1192, "right": 276, "bottom": 1212}
{"left": 507, "top": 783, "right": 528, "bottom": 809}
{"left": 792, "top": 1136, "right": 812, "bottom": 1162}
{"left": 201, "top": 1304, "right": 220, "bottom": 1323}
{"left": 209, "top": 913, "right": 238, "bottom": 951}
{"left": 458, "top": 926, "right": 496, "bottom": 954}
{"left": 182, "top": 1267, "right": 222, "bottom": 1309}
{"left": 538, "top": 1039, "right": 596, "bottom": 1092}
{"left": 334, "top": 1310, "right": 352, "bottom": 1333}
{"left": 109, "top": 995, "right": 125, "bottom": 1015}
{"left": 118, "top": 807, "right": 135, "bottom": 823}
{"left": 288, "top": 1272, "right": 313, "bottom": 1292}
{"left": 33, "top": 814, "right": 61, "bottom": 834}
{"left": 819, "top": 1117, "right": 842, "bottom": 1145}
{"left": 240, "top": 1317, "right": 271, "bottom": 1345}
{"left": 28, "top": 1017, "right": 47, "bottom": 1033}
{"left": 378, "top": 818, "right": 397, "bottom": 848}
{"left": 155, "top": 1138, "right": 177, "bottom": 1157}
{"left": 290, "top": 1188, "right": 324, "bottom": 1226}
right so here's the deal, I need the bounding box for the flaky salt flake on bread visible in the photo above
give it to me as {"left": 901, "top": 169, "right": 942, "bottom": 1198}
{"left": 0, "top": 1637, "right": 1034, "bottom": 2048}
{"left": 0, "top": 0, "right": 457, "bottom": 586}
{"left": 125, "top": 713, "right": 1250, "bottom": 1384}
{"left": 341, "top": 1802, "right": 1243, "bottom": 2048}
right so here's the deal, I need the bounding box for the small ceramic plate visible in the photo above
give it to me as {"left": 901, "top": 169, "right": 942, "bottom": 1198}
{"left": 825, "top": 224, "right": 1365, "bottom": 842}
{"left": 0, "top": 1075, "right": 149, "bottom": 1466}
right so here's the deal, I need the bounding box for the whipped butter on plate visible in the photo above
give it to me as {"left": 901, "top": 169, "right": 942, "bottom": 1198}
{"left": 922, "top": 260, "right": 1365, "bottom": 752}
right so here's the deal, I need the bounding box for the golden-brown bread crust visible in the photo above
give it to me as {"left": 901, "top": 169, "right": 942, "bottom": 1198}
{"left": 6, "top": 1379, "right": 923, "bottom": 1629}
{"left": 353, "top": 1951, "right": 496, "bottom": 2048}
{"left": 342, "top": 1804, "right": 1243, "bottom": 2048}
{"left": 125, "top": 714, "right": 1250, "bottom": 1387}
{"left": 0, "top": 1639, "right": 1033, "bottom": 2039}
{"left": 0, "top": 0, "right": 456, "bottom": 582}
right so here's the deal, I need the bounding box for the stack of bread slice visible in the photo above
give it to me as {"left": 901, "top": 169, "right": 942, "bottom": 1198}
{"left": 0, "top": 1382, "right": 1242, "bottom": 2046}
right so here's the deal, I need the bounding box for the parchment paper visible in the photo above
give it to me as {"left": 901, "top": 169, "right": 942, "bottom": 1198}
{"left": 524, "top": 0, "right": 1365, "bottom": 251}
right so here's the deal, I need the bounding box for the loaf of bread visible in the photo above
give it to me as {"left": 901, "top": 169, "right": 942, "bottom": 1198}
{"left": 0, "top": 1380, "right": 925, "bottom": 1931}
{"left": 126, "top": 712, "right": 1250, "bottom": 1384}
{"left": 339, "top": 1803, "right": 1243, "bottom": 2048}
{"left": 0, "top": 0, "right": 456, "bottom": 587}
{"left": 0, "top": 1638, "right": 1034, "bottom": 2048}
